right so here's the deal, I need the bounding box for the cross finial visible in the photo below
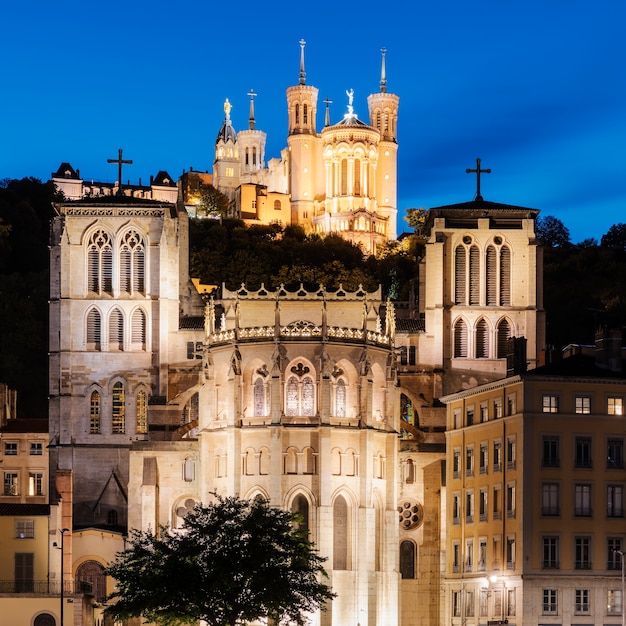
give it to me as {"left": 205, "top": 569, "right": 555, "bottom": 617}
{"left": 107, "top": 149, "right": 133, "bottom": 196}
{"left": 299, "top": 39, "right": 306, "bottom": 85}
{"left": 247, "top": 89, "right": 257, "bottom": 130}
{"left": 466, "top": 158, "right": 491, "bottom": 201}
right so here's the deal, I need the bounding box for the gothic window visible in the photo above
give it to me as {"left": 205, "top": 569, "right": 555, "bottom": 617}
{"left": 136, "top": 390, "right": 147, "bottom": 433}
{"left": 475, "top": 318, "right": 489, "bottom": 358}
{"left": 497, "top": 319, "right": 512, "bottom": 358}
{"left": 335, "top": 379, "right": 346, "bottom": 417}
{"left": 333, "top": 495, "right": 349, "bottom": 570}
{"left": 500, "top": 246, "right": 511, "bottom": 305}
{"left": 86, "top": 308, "right": 101, "bottom": 349}
{"left": 285, "top": 447, "right": 298, "bottom": 474}
{"left": 469, "top": 245, "right": 480, "bottom": 305}
{"left": 285, "top": 364, "right": 315, "bottom": 416}
{"left": 87, "top": 229, "right": 113, "bottom": 295}
{"left": 252, "top": 146, "right": 257, "bottom": 166}
{"left": 131, "top": 308, "right": 146, "bottom": 347}
{"left": 303, "top": 104, "right": 308, "bottom": 125}
{"left": 292, "top": 494, "right": 309, "bottom": 534}
{"left": 454, "top": 246, "right": 466, "bottom": 304}
{"left": 119, "top": 230, "right": 145, "bottom": 295}
{"left": 90, "top": 391, "right": 101, "bottom": 434}
{"left": 245, "top": 148, "right": 249, "bottom": 166}
{"left": 400, "top": 540, "right": 416, "bottom": 579}
{"left": 112, "top": 382, "right": 125, "bottom": 433}
{"left": 76, "top": 560, "right": 107, "bottom": 602}
{"left": 376, "top": 111, "right": 381, "bottom": 130}
{"left": 454, "top": 319, "right": 468, "bottom": 358}
{"left": 303, "top": 447, "right": 316, "bottom": 474}
{"left": 108, "top": 308, "right": 124, "bottom": 350}
{"left": 295, "top": 104, "right": 299, "bottom": 125}
{"left": 486, "top": 245, "right": 497, "bottom": 305}
{"left": 253, "top": 377, "right": 268, "bottom": 417}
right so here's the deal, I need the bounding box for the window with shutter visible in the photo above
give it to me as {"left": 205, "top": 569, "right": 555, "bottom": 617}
{"left": 500, "top": 246, "right": 511, "bottom": 305}
{"left": 86, "top": 308, "right": 101, "bottom": 349}
{"left": 497, "top": 318, "right": 512, "bottom": 358}
{"left": 455, "top": 246, "right": 466, "bottom": 304}
{"left": 454, "top": 319, "right": 468, "bottom": 358}
{"left": 87, "top": 230, "right": 113, "bottom": 295}
{"left": 469, "top": 245, "right": 480, "bottom": 305}
{"left": 131, "top": 308, "right": 146, "bottom": 347}
{"left": 109, "top": 308, "right": 124, "bottom": 350}
{"left": 486, "top": 245, "right": 497, "bottom": 305}
{"left": 475, "top": 318, "right": 489, "bottom": 358}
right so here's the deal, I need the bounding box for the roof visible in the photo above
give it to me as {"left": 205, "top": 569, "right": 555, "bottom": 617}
{"left": 216, "top": 119, "right": 237, "bottom": 144}
{"left": 523, "top": 352, "right": 626, "bottom": 379}
{"left": 52, "top": 162, "right": 79, "bottom": 179}
{"left": 334, "top": 114, "right": 371, "bottom": 128}
{"left": 0, "top": 418, "right": 48, "bottom": 434}
{"left": 179, "top": 316, "right": 204, "bottom": 330}
{"left": 0, "top": 503, "right": 50, "bottom": 516}
{"left": 152, "top": 171, "right": 176, "bottom": 187}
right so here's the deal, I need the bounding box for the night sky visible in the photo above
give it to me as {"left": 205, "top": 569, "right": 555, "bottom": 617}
{"left": 2, "top": 0, "right": 624, "bottom": 243}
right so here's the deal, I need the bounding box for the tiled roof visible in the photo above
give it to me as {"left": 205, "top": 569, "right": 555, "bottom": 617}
{"left": 179, "top": 316, "right": 204, "bottom": 330}
{"left": 0, "top": 503, "right": 50, "bottom": 516}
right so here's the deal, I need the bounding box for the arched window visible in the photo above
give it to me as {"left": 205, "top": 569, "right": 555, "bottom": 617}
{"left": 86, "top": 308, "right": 101, "bottom": 349}
{"left": 469, "top": 245, "right": 480, "bottom": 305}
{"left": 259, "top": 448, "right": 270, "bottom": 475}
{"left": 90, "top": 391, "right": 101, "bottom": 434}
{"left": 34, "top": 614, "right": 56, "bottom": 626}
{"left": 108, "top": 308, "right": 124, "bottom": 350}
{"left": 292, "top": 494, "right": 309, "bottom": 534}
{"left": 274, "top": 199, "right": 281, "bottom": 210}
{"left": 76, "top": 560, "right": 107, "bottom": 602}
{"left": 497, "top": 319, "right": 512, "bottom": 358}
{"left": 405, "top": 458, "right": 415, "bottom": 483}
{"left": 400, "top": 540, "right": 416, "bottom": 579}
{"left": 254, "top": 377, "right": 268, "bottom": 417}
{"left": 401, "top": 393, "right": 415, "bottom": 428}
{"left": 340, "top": 159, "right": 348, "bottom": 196}
{"left": 252, "top": 146, "right": 257, "bottom": 166}
{"left": 354, "top": 159, "right": 361, "bottom": 195}
{"left": 333, "top": 495, "right": 349, "bottom": 570}
{"left": 119, "top": 230, "right": 145, "bottom": 295}
{"left": 245, "top": 147, "right": 249, "bottom": 166}
{"left": 486, "top": 245, "right": 497, "bottom": 305}
{"left": 303, "top": 104, "right": 308, "bottom": 125}
{"left": 244, "top": 449, "right": 256, "bottom": 475}
{"left": 500, "top": 246, "right": 511, "bottom": 305}
{"left": 454, "top": 246, "right": 466, "bottom": 304}
{"left": 331, "top": 448, "right": 342, "bottom": 475}
{"left": 454, "top": 319, "right": 468, "bottom": 358}
{"left": 112, "top": 382, "right": 125, "bottom": 433}
{"left": 131, "top": 308, "right": 146, "bottom": 347}
{"left": 284, "top": 447, "right": 298, "bottom": 474}
{"left": 335, "top": 379, "right": 346, "bottom": 417}
{"left": 295, "top": 103, "right": 300, "bottom": 125}
{"left": 303, "top": 447, "right": 315, "bottom": 474}
{"left": 87, "top": 229, "right": 113, "bottom": 295}
{"left": 475, "top": 318, "right": 489, "bottom": 359}
{"left": 136, "top": 390, "right": 147, "bottom": 433}
{"left": 285, "top": 364, "right": 315, "bottom": 417}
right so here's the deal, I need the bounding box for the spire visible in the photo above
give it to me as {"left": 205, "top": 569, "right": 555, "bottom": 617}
{"left": 380, "top": 47, "right": 387, "bottom": 93}
{"left": 247, "top": 89, "right": 257, "bottom": 130}
{"left": 324, "top": 97, "right": 332, "bottom": 127}
{"left": 299, "top": 39, "right": 306, "bottom": 85}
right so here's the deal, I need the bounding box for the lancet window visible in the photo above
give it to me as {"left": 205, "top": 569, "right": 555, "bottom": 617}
{"left": 475, "top": 318, "right": 489, "bottom": 358}
{"left": 131, "top": 308, "right": 146, "bottom": 347}
{"left": 108, "top": 308, "right": 124, "bottom": 350}
{"left": 119, "top": 230, "right": 145, "bottom": 295}
{"left": 112, "top": 382, "right": 125, "bottom": 434}
{"left": 497, "top": 319, "right": 512, "bottom": 358}
{"left": 285, "top": 363, "right": 315, "bottom": 416}
{"left": 334, "top": 379, "right": 346, "bottom": 417}
{"left": 136, "top": 390, "right": 148, "bottom": 433}
{"left": 333, "top": 495, "right": 349, "bottom": 570}
{"left": 454, "top": 319, "right": 468, "bottom": 358}
{"left": 253, "top": 376, "right": 269, "bottom": 417}
{"left": 87, "top": 229, "right": 113, "bottom": 295}
{"left": 90, "top": 391, "right": 101, "bottom": 434}
{"left": 86, "top": 308, "right": 101, "bottom": 349}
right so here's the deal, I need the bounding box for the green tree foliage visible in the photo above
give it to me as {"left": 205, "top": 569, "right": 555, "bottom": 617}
{"left": 196, "top": 184, "right": 230, "bottom": 217}
{"left": 105, "top": 494, "right": 335, "bottom": 626}
{"left": 536, "top": 215, "right": 571, "bottom": 248}
{"left": 601, "top": 223, "right": 626, "bottom": 250}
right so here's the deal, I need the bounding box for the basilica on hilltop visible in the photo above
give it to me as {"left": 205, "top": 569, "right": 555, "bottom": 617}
{"left": 46, "top": 43, "right": 545, "bottom": 626}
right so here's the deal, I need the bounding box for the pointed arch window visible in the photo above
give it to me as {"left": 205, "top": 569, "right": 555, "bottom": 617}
{"left": 87, "top": 229, "right": 113, "bottom": 295}
{"left": 90, "top": 391, "right": 101, "bottom": 434}
{"left": 354, "top": 159, "right": 361, "bottom": 195}
{"left": 86, "top": 308, "right": 101, "bottom": 349}
{"left": 486, "top": 245, "right": 497, "bottom": 305}
{"left": 119, "top": 230, "right": 145, "bottom": 295}
{"left": 400, "top": 540, "right": 416, "bottom": 579}
{"left": 136, "top": 390, "right": 147, "bottom": 433}
{"left": 131, "top": 308, "right": 146, "bottom": 347}
{"left": 109, "top": 308, "right": 124, "bottom": 350}
{"left": 455, "top": 246, "right": 466, "bottom": 305}
{"left": 333, "top": 495, "right": 349, "bottom": 570}
{"left": 253, "top": 377, "right": 268, "bottom": 417}
{"left": 112, "top": 382, "right": 125, "bottom": 433}
{"left": 454, "top": 319, "right": 468, "bottom": 358}
{"left": 245, "top": 147, "right": 249, "bottom": 166}
{"left": 475, "top": 318, "right": 489, "bottom": 359}
{"left": 252, "top": 146, "right": 257, "bottom": 166}
{"left": 303, "top": 104, "right": 308, "bottom": 125}
{"left": 292, "top": 494, "right": 309, "bottom": 534}
{"left": 497, "top": 319, "right": 512, "bottom": 358}
{"left": 335, "top": 379, "right": 346, "bottom": 417}
{"left": 295, "top": 103, "right": 300, "bottom": 125}
{"left": 285, "top": 365, "right": 316, "bottom": 417}
{"left": 500, "top": 246, "right": 511, "bottom": 305}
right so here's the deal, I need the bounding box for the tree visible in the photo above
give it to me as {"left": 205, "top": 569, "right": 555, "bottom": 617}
{"left": 601, "top": 223, "right": 626, "bottom": 250}
{"left": 196, "top": 183, "right": 230, "bottom": 217}
{"left": 105, "top": 494, "right": 335, "bottom": 626}
{"left": 536, "top": 215, "right": 571, "bottom": 248}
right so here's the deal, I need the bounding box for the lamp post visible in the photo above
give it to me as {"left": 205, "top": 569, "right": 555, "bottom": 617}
{"left": 616, "top": 550, "right": 625, "bottom": 626}
{"left": 60, "top": 528, "right": 69, "bottom": 626}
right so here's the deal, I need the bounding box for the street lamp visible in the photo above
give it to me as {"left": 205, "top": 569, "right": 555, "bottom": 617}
{"left": 60, "top": 528, "right": 69, "bottom": 626}
{"left": 615, "top": 550, "right": 625, "bottom": 626}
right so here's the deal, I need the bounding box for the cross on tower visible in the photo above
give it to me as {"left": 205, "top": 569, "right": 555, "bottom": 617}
{"left": 107, "top": 148, "right": 133, "bottom": 196}
{"left": 466, "top": 158, "right": 491, "bottom": 201}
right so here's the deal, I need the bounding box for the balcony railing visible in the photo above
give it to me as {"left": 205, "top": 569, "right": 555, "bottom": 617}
{"left": 0, "top": 580, "right": 91, "bottom": 595}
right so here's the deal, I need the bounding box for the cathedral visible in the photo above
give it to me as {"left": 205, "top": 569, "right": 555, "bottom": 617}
{"left": 46, "top": 43, "right": 545, "bottom": 626}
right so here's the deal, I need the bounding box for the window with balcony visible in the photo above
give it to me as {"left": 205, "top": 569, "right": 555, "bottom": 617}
{"left": 542, "top": 536, "right": 559, "bottom": 569}
{"left": 575, "top": 436, "right": 592, "bottom": 468}
{"left": 608, "top": 538, "right": 623, "bottom": 570}
{"left": 575, "top": 483, "right": 592, "bottom": 516}
{"left": 575, "top": 536, "right": 591, "bottom": 569}
{"left": 608, "top": 438, "right": 624, "bottom": 469}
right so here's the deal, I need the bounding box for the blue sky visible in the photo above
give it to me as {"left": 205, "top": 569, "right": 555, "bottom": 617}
{"left": 1, "top": 0, "right": 624, "bottom": 243}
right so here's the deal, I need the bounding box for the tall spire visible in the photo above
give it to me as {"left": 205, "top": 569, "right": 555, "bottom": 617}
{"left": 324, "top": 97, "right": 332, "bottom": 127}
{"left": 299, "top": 39, "right": 306, "bottom": 85}
{"left": 247, "top": 89, "right": 257, "bottom": 130}
{"left": 380, "top": 47, "right": 387, "bottom": 93}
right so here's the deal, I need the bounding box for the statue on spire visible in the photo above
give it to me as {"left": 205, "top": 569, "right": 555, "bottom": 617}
{"left": 224, "top": 98, "right": 232, "bottom": 120}
{"left": 346, "top": 88, "right": 354, "bottom": 116}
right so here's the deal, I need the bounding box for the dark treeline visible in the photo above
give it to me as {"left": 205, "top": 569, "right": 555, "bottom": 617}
{"left": 0, "top": 178, "right": 624, "bottom": 416}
